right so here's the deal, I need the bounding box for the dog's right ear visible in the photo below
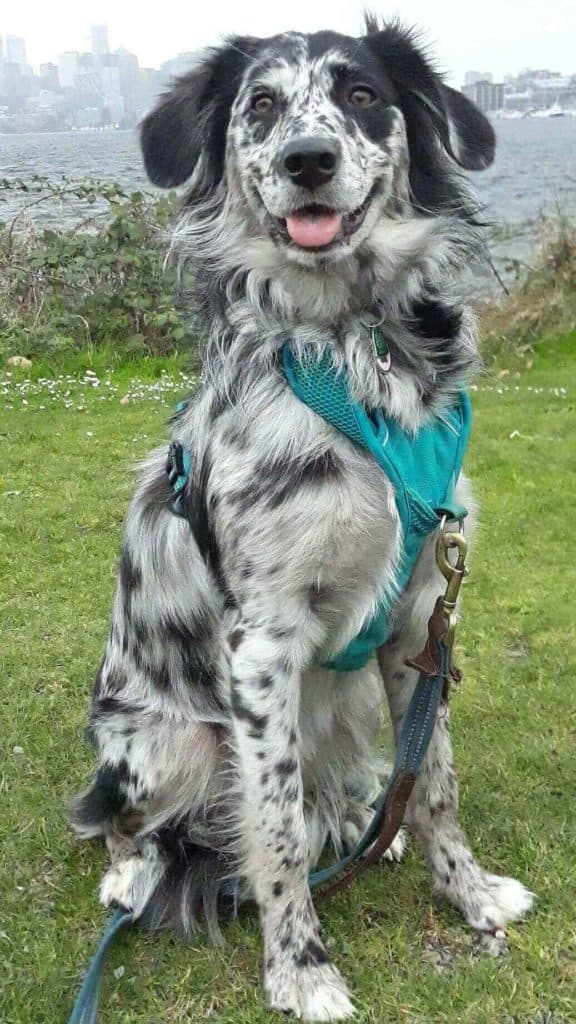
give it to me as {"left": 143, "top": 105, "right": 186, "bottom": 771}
{"left": 140, "top": 38, "right": 255, "bottom": 190}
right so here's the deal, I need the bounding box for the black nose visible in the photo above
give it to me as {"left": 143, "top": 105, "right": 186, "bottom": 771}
{"left": 281, "top": 136, "right": 341, "bottom": 190}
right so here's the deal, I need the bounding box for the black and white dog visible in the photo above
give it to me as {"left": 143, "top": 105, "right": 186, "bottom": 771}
{"left": 71, "top": 19, "right": 533, "bottom": 1020}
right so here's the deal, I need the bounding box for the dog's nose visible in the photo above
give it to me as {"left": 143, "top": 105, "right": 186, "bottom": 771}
{"left": 281, "top": 136, "right": 341, "bottom": 190}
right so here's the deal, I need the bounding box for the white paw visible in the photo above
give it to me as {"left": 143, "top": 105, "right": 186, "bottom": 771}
{"left": 99, "top": 849, "right": 164, "bottom": 917}
{"left": 266, "top": 962, "right": 355, "bottom": 1021}
{"left": 466, "top": 874, "right": 535, "bottom": 932}
{"left": 342, "top": 815, "right": 406, "bottom": 864}
{"left": 100, "top": 856, "right": 141, "bottom": 908}
{"left": 381, "top": 827, "right": 407, "bottom": 863}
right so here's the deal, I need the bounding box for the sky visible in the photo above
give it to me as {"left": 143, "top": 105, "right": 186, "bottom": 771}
{"left": 2, "top": 0, "right": 575, "bottom": 86}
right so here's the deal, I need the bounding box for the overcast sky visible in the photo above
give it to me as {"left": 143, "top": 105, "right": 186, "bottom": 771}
{"left": 3, "top": 1, "right": 575, "bottom": 85}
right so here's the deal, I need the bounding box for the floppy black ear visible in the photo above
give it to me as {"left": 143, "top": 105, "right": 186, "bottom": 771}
{"left": 440, "top": 85, "right": 495, "bottom": 171}
{"left": 140, "top": 38, "right": 256, "bottom": 189}
{"left": 364, "top": 19, "right": 495, "bottom": 173}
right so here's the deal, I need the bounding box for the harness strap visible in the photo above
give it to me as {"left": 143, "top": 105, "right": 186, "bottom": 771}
{"left": 166, "top": 441, "right": 191, "bottom": 517}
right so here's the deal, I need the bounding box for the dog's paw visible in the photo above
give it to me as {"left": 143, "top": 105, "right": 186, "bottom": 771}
{"left": 265, "top": 962, "right": 355, "bottom": 1021}
{"left": 100, "top": 856, "right": 142, "bottom": 909}
{"left": 380, "top": 827, "right": 407, "bottom": 863}
{"left": 342, "top": 815, "right": 406, "bottom": 864}
{"left": 465, "top": 873, "right": 535, "bottom": 932}
{"left": 99, "top": 847, "right": 164, "bottom": 917}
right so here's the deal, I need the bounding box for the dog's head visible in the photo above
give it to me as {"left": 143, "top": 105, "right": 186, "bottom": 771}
{"left": 141, "top": 20, "right": 494, "bottom": 271}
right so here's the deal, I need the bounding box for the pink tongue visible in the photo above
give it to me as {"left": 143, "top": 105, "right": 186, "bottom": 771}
{"left": 285, "top": 210, "right": 342, "bottom": 248}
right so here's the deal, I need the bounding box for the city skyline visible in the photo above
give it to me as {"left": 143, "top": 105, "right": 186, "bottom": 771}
{"left": 2, "top": 0, "right": 576, "bottom": 86}
{"left": 2, "top": 22, "right": 575, "bottom": 90}
{"left": 1, "top": 21, "right": 575, "bottom": 132}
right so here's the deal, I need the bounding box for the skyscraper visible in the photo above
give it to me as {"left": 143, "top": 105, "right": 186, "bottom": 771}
{"left": 90, "top": 26, "right": 109, "bottom": 60}
{"left": 6, "top": 35, "right": 27, "bottom": 66}
{"left": 57, "top": 51, "right": 79, "bottom": 89}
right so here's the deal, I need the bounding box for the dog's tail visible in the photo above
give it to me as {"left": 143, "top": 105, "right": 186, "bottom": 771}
{"left": 139, "top": 822, "right": 241, "bottom": 943}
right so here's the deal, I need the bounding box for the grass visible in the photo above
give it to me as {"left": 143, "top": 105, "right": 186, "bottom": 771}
{"left": 1, "top": 333, "right": 575, "bottom": 1024}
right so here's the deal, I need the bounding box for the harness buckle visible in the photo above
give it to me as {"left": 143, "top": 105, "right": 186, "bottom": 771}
{"left": 435, "top": 515, "right": 469, "bottom": 651}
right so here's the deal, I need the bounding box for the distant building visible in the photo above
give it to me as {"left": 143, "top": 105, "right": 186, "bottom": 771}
{"left": 6, "top": 35, "right": 27, "bottom": 66}
{"left": 464, "top": 70, "right": 493, "bottom": 86}
{"left": 90, "top": 26, "right": 109, "bottom": 60}
{"left": 462, "top": 79, "right": 505, "bottom": 113}
{"left": 101, "top": 63, "right": 125, "bottom": 122}
{"left": 137, "top": 66, "right": 164, "bottom": 116}
{"left": 58, "top": 51, "right": 80, "bottom": 89}
{"left": 160, "top": 51, "right": 199, "bottom": 84}
{"left": 503, "top": 67, "right": 576, "bottom": 112}
{"left": 117, "top": 47, "right": 140, "bottom": 121}
{"left": 39, "top": 63, "right": 60, "bottom": 90}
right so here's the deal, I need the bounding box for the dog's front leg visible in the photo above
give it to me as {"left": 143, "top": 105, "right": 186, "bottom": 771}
{"left": 378, "top": 525, "right": 534, "bottom": 934}
{"left": 227, "top": 619, "right": 355, "bottom": 1021}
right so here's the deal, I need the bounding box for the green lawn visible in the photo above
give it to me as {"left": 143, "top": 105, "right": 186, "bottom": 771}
{"left": 1, "top": 335, "right": 575, "bottom": 1024}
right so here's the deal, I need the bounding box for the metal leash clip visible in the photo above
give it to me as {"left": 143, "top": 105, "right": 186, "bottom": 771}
{"left": 404, "top": 515, "right": 468, "bottom": 689}
{"left": 435, "top": 515, "right": 469, "bottom": 652}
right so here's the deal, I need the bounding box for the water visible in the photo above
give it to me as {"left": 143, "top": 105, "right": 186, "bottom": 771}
{"left": 1, "top": 118, "right": 575, "bottom": 281}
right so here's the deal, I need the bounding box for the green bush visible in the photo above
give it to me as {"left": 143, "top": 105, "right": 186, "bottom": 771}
{"left": 481, "top": 214, "right": 576, "bottom": 364}
{"left": 0, "top": 177, "right": 198, "bottom": 361}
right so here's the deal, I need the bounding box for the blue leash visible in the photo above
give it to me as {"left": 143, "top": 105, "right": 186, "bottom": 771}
{"left": 67, "top": 907, "right": 134, "bottom": 1024}
{"left": 65, "top": 659, "right": 447, "bottom": 1024}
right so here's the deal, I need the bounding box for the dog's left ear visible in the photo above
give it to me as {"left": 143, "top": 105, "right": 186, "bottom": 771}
{"left": 364, "top": 19, "right": 495, "bottom": 172}
{"left": 439, "top": 85, "right": 495, "bottom": 171}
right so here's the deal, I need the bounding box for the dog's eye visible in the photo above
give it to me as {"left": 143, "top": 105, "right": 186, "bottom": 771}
{"left": 251, "top": 93, "right": 275, "bottom": 114}
{"left": 349, "top": 86, "right": 377, "bottom": 109}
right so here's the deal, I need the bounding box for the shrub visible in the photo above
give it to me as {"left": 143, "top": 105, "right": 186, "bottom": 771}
{"left": 481, "top": 214, "right": 576, "bottom": 362}
{"left": 0, "top": 177, "right": 198, "bottom": 362}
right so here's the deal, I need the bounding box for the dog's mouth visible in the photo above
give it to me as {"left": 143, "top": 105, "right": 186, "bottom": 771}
{"left": 271, "top": 193, "right": 373, "bottom": 250}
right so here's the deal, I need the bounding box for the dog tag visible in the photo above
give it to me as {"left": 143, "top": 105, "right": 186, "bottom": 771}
{"left": 372, "top": 326, "right": 392, "bottom": 374}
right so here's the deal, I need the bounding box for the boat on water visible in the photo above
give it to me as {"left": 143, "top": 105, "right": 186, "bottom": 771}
{"left": 531, "top": 100, "right": 566, "bottom": 118}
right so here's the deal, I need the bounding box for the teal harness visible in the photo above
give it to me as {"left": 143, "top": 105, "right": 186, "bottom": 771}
{"left": 282, "top": 345, "right": 471, "bottom": 671}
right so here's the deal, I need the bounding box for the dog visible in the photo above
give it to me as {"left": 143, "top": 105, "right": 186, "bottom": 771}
{"left": 71, "top": 17, "right": 534, "bottom": 1020}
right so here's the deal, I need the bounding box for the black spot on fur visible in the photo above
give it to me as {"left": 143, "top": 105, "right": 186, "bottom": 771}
{"left": 182, "top": 449, "right": 221, "bottom": 576}
{"left": 267, "top": 451, "right": 341, "bottom": 510}
{"left": 295, "top": 938, "right": 330, "bottom": 968}
{"left": 104, "top": 667, "right": 128, "bottom": 694}
{"left": 120, "top": 548, "right": 142, "bottom": 594}
{"left": 119, "top": 548, "right": 141, "bottom": 621}
{"left": 71, "top": 760, "right": 130, "bottom": 828}
{"left": 230, "top": 686, "right": 268, "bottom": 738}
{"left": 150, "top": 661, "right": 172, "bottom": 691}
{"left": 229, "top": 628, "right": 244, "bottom": 651}
{"left": 94, "top": 697, "right": 144, "bottom": 717}
{"left": 275, "top": 759, "right": 297, "bottom": 779}
{"left": 412, "top": 298, "right": 463, "bottom": 342}
{"left": 272, "top": 881, "right": 284, "bottom": 897}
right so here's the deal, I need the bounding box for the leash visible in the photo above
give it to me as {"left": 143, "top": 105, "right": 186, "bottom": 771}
{"left": 66, "top": 907, "right": 134, "bottom": 1024}
{"left": 66, "top": 520, "right": 467, "bottom": 1024}
{"left": 310, "top": 518, "right": 467, "bottom": 896}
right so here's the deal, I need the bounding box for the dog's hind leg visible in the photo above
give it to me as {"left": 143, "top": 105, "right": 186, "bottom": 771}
{"left": 71, "top": 449, "right": 234, "bottom": 935}
{"left": 378, "top": 530, "right": 534, "bottom": 933}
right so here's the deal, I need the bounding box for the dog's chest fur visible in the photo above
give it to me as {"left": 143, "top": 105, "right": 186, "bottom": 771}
{"left": 176, "top": 362, "right": 402, "bottom": 671}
